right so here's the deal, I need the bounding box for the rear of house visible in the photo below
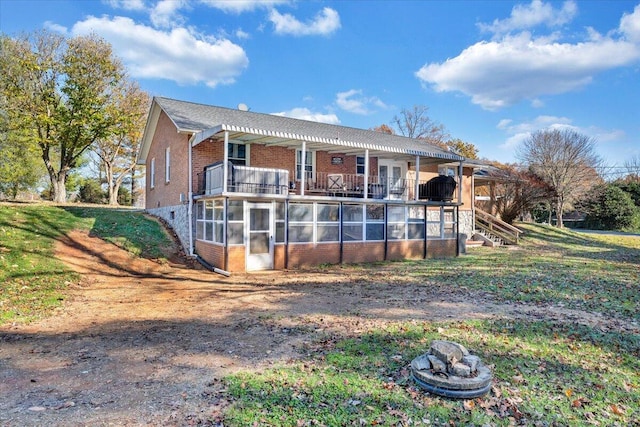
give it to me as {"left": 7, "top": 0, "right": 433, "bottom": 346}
{"left": 138, "top": 97, "right": 474, "bottom": 273}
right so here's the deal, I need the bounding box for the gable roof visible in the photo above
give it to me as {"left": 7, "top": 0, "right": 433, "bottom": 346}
{"left": 137, "top": 97, "right": 464, "bottom": 164}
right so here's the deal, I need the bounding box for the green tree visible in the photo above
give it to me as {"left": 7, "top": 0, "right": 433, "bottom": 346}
{"left": 93, "top": 82, "right": 149, "bottom": 205}
{"left": 445, "top": 138, "right": 478, "bottom": 159}
{"left": 0, "top": 31, "right": 125, "bottom": 203}
{"left": 583, "top": 184, "right": 638, "bottom": 230}
{"left": 0, "top": 115, "right": 44, "bottom": 199}
{"left": 517, "top": 129, "right": 602, "bottom": 228}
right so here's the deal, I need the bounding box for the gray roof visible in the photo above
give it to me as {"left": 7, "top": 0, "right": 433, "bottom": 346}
{"left": 152, "top": 96, "right": 464, "bottom": 161}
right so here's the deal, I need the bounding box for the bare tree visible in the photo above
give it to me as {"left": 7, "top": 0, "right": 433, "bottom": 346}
{"left": 391, "top": 105, "right": 449, "bottom": 145}
{"left": 624, "top": 154, "right": 640, "bottom": 183}
{"left": 517, "top": 129, "right": 603, "bottom": 228}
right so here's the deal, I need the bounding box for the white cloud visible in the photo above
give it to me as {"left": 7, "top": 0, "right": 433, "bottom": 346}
{"left": 496, "top": 115, "right": 624, "bottom": 153}
{"left": 478, "top": 0, "right": 577, "bottom": 36}
{"left": 44, "top": 21, "right": 68, "bottom": 34}
{"left": 198, "top": 0, "right": 289, "bottom": 14}
{"left": 104, "top": 0, "right": 146, "bottom": 11}
{"left": 416, "top": 30, "right": 640, "bottom": 110}
{"left": 71, "top": 16, "right": 248, "bottom": 88}
{"left": 620, "top": 4, "right": 640, "bottom": 43}
{"left": 335, "top": 89, "right": 388, "bottom": 115}
{"left": 235, "top": 28, "right": 250, "bottom": 39}
{"left": 150, "top": 0, "right": 188, "bottom": 28}
{"left": 269, "top": 7, "right": 340, "bottom": 36}
{"left": 271, "top": 108, "right": 340, "bottom": 124}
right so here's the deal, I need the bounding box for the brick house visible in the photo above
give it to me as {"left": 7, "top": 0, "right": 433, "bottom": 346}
{"left": 137, "top": 97, "right": 474, "bottom": 273}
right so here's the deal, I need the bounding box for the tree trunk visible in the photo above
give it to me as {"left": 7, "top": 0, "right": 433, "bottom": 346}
{"left": 52, "top": 173, "right": 67, "bottom": 203}
{"left": 555, "top": 197, "right": 564, "bottom": 228}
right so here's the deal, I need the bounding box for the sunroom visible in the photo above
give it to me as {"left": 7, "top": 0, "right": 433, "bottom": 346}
{"left": 189, "top": 125, "right": 466, "bottom": 273}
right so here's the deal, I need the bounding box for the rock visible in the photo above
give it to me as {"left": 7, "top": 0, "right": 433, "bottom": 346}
{"left": 427, "top": 354, "right": 447, "bottom": 373}
{"left": 412, "top": 355, "right": 431, "bottom": 371}
{"left": 430, "top": 340, "right": 464, "bottom": 365}
{"left": 463, "top": 355, "right": 480, "bottom": 373}
{"left": 451, "top": 362, "right": 471, "bottom": 377}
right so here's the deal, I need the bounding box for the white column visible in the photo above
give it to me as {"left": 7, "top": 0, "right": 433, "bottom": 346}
{"left": 300, "top": 141, "right": 307, "bottom": 196}
{"left": 223, "top": 131, "right": 229, "bottom": 193}
{"left": 414, "top": 156, "right": 420, "bottom": 201}
{"left": 363, "top": 149, "right": 370, "bottom": 199}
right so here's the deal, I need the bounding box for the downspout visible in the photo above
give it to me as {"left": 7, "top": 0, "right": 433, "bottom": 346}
{"left": 384, "top": 203, "right": 388, "bottom": 261}
{"left": 187, "top": 135, "right": 194, "bottom": 256}
{"left": 364, "top": 149, "right": 370, "bottom": 199}
{"left": 423, "top": 204, "right": 427, "bottom": 259}
{"left": 339, "top": 201, "right": 343, "bottom": 264}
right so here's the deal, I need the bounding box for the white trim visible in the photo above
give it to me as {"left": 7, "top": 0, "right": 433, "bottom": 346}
{"left": 165, "top": 147, "right": 171, "bottom": 183}
{"left": 150, "top": 157, "right": 156, "bottom": 189}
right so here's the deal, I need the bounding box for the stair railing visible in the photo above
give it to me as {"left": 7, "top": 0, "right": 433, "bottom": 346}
{"left": 475, "top": 209, "right": 523, "bottom": 245}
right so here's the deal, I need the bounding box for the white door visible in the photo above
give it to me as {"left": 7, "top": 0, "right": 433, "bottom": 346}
{"left": 246, "top": 202, "right": 273, "bottom": 271}
{"left": 379, "top": 160, "right": 405, "bottom": 199}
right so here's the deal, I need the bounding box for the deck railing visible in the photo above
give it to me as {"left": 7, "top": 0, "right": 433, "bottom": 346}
{"left": 199, "top": 162, "right": 289, "bottom": 196}
{"left": 197, "top": 164, "right": 459, "bottom": 203}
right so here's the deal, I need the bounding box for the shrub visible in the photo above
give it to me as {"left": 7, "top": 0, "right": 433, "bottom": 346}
{"left": 584, "top": 184, "right": 638, "bottom": 230}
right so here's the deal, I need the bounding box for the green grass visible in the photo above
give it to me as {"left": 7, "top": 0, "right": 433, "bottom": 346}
{"left": 0, "top": 203, "right": 173, "bottom": 324}
{"left": 375, "top": 223, "right": 640, "bottom": 321}
{"left": 221, "top": 223, "right": 640, "bottom": 426}
{"left": 223, "top": 320, "right": 639, "bottom": 426}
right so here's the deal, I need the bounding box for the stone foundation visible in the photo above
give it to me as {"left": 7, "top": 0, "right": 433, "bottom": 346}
{"left": 147, "top": 203, "right": 190, "bottom": 254}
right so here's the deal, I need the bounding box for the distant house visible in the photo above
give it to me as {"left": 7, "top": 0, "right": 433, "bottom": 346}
{"left": 137, "top": 97, "right": 475, "bottom": 273}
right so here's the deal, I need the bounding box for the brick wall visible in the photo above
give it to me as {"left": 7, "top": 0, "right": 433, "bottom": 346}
{"left": 342, "top": 242, "right": 385, "bottom": 264}
{"left": 195, "top": 241, "right": 225, "bottom": 269}
{"left": 287, "top": 243, "right": 341, "bottom": 268}
{"left": 426, "top": 239, "right": 457, "bottom": 258}
{"left": 387, "top": 240, "right": 424, "bottom": 260}
{"left": 145, "top": 111, "right": 190, "bottom": 209}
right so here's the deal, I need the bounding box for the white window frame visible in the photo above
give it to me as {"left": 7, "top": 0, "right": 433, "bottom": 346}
{"left": 296, "top": 150, "right": 315, "bottom": 181}
{"left": 228, "top": 142, "right": 249, "bottom": 166}
{"left": 165, "top": 147, "right": 171, "bottom": 183}
{"left": 356, "top": 156, "right": 365, "bottom": 175}
{"left": 150, "top": 157, "right": 156, "bottom": 189}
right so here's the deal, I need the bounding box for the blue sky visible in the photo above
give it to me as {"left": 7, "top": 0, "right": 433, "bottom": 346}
{"left": 1, "top": 0, "right": 639, "bottom": 171}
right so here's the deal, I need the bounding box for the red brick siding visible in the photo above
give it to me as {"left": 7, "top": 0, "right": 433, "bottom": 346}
{"left": 342, "top": 242, "right": 385, "bottom": 264}
{"left": 287, "top": 243, "right": 341, "bottom": 268}
{"left": 195, "top": 241, "right": 224, "bottom": 270}
{"left": 426, "top": 239, "right": 457, "bottom": 258}
{"left": 146, "top": 111, "right": 190, "bottom": 209}
{"left": 387, "top": 240, "right": 424, "bottom": 260}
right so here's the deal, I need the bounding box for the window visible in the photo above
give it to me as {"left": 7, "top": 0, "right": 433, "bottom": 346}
{"left": 366, "top": 204, "right": 385, "bottom": 241}
{"left": 342, "top": 204, "right": 363, "bottom": 241}
{"left": 438, "top": 166, "right": 456, "bottom": 177}
{"left": 387, "top": 205, "right": 406, "bottom": 240}
{"left": 196, "top": 200, "right": 225, "bottom": 243}
{"left": 275, "top": 202, "right": 286, "bottom": 243}
{"left": 227, "top": 200, "right": 244, "bottom": 245}
{"left": 228, "top": 143, "right": 248, "bottom": 165}
{"left": 150, "top": 158, "right": 155, "bottom": 189}
{"left": 165, "top": 148, "right": 170, "bottom": 183}
{"left": 288, "top": 203, "right": 313, "bottom": 243}
{"left": 356, "top": 156, "right": 365, "bottom": 175}
{"left": 408, "top": 206, "right": 425, "bottom": 240}
{"left": 296, "top": 150, "right": 314, "bottom": 180}
{"left": 316, "top": 204, "right": 340, "bottom": 242}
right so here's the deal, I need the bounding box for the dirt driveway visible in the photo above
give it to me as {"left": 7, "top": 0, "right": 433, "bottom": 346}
{"left": 1, "top": 230, "right": 634, "bottom": 426}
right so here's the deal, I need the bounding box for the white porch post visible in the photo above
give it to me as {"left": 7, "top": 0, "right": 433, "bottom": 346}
{"left": 363, "top": 149, "right": 370, "bottom": 199}
{"left": 414, "top": 155, "right": 420, "bottom": 201}
{"left": 300, "top": 141, "right": 307, "bottom": 196}
{"left": 223, "top": 131, "right": 229, "bottom": 193}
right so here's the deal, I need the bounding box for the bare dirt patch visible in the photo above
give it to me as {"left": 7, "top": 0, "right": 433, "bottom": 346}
{"left": 1, "top": 230, "right": 636, "bottom": 426}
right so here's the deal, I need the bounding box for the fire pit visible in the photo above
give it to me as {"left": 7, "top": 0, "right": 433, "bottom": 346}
{"left": 411, "top": 340, "right": 492, "bottom": 398}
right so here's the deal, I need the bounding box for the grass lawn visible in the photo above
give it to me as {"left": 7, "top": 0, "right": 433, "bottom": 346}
{"left": 0, "top": 203, "right": 173, "bottom": 324}
{"left": 222, "top": 223, "right": 639, "bottom": 426}
{"left": 1, "top": 205, "right": 638, "bottom": 425}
